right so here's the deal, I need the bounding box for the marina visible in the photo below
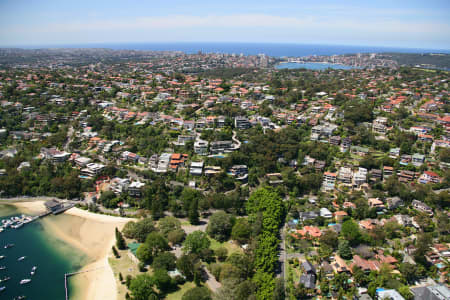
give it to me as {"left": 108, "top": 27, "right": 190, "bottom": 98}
{"left": 0, "top": 203, "right": 84, "bottom": 300}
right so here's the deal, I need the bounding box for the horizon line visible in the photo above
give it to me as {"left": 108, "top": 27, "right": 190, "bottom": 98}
{"left": 0, "top": 41, "right": 449, "bottom": 51}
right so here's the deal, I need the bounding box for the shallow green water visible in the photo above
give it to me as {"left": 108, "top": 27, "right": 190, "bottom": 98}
{"left": 0, "top": 204, "right": 87, "bottom": 300}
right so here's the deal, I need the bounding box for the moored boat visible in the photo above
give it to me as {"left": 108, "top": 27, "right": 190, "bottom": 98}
{"left": 31, "top": 266, "right": 37, "bottom": 275}
{"left": 17, "top": 256, "right": 26, "bottom": 261}
{"left": 4, "top": 243, "right": 14, "bottom": 249}
{"left": 20, "top": 279, "right": 31, "bottom": 285}
{"left": 0, "top": 286, "right": 5, "bottom": 292}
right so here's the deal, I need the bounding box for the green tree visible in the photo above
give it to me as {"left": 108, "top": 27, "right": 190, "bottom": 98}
{"left": 158, "top": 216, "right": 182, "bottom": 237}
{"left": 399, "top": 263, "right": 419, "bottom": 284}
{"left": 152, "top": 268, "right": 174, "bottom": 293}
{"left": 188, "top": 200, "right": 200, "bottom": 225}
{"left": 319, "top": 229, "right": 339, "bottom": 249}
{"left": 136, "top": 243, "right": 153, "bottom": 264}
{"left": 167, "top": 229, "right": 186, "bottom": 245}
{"left": 115, "top": 227, "right": 127, "bottom": 250}
{"left": 183, "top": 231, "right": 211, "bottom": 254}
{"left": 182, "top": 286, "right": 211, "bottom": 300}
{"left": 231, "top": 218, "right": 252, "bottom": 244}
{"left": 123, "top": 218, "right": 156, "bottom": 242}
{"left": 129, "top": 274, "right": 157, "bottom": 300}
{"left": 176, "top": 254, "right": 200, "bottom": 281}
{"left": 398, "top": 285, "right": 413, "bottom": 300}
{"left": 145, "top": 232, "right": 170, "bottom": 257}
{"left": 338, "top": 240, "right": 352, "bottom": 259}
{"left": 341, "top": 219, "right": 362, "bottom": 246}
{"left": 152, "top": 252, "right": 177, "bottom": 271}
{"left": 207, "top": 211, "right": 234, "bottom": 242}
{"left": 215, "top": 247, "right": 228, "bottom": 262}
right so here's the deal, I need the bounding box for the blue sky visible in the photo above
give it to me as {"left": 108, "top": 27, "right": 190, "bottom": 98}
{"left": 0, "top": 0, "right": 449, "bottom": 49}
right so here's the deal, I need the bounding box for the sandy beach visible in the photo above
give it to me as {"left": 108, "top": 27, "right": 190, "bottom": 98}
{"left": 3, "top": 200, "right": 133, "bottom": 300}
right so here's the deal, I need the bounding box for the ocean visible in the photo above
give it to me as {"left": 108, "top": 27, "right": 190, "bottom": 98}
{"left": 0, "top": 205, "right": 86, "bottom": 300}
{"left": 21, "top": 42, "right": 450, "bottom": 57}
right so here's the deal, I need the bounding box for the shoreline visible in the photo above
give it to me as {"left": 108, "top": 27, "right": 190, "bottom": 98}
{"left": 1, "top": 200, "right": 132, "bottom": 300}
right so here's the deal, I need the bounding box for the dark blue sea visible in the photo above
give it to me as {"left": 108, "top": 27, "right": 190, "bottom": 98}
{"left": 21, "top": 42, "right": 450, "bottom": 57}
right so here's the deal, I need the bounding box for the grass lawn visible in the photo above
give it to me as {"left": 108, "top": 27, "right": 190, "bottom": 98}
{"left": 209, "top": 238, "right": 242, "bottom": 255}
{"left": 109, "top": 248, "right": 153, "bottom": 300}
{"left": 165, "top": 281, "right": 196, "bottom": 300}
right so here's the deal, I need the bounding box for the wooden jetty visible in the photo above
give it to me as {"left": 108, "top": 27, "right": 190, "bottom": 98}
{"left": 64, "top": 266, "right": 104, "bottom": 300}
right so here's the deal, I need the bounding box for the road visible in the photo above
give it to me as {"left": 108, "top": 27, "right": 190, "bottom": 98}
{"left": 203, "top": 265, "right": 221, "bottom": 292}
{"left": 232, "top": 130, "right": 241, "bottom": 150}
{"left": 64, "top": 126, "right": 74, "bottom": 152}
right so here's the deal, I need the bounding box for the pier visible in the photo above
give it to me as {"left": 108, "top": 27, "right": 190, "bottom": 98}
{"left": 64, "top": 267, "right": 104, "bottom": 300}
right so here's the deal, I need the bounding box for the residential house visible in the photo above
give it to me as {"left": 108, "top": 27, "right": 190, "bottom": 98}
{"left": 372, "top": 116, "right": 388, "bottom": 134}
{"left": 334, "top": 211, "right": 348, "bottom": 223}
{"left": 351, "top": 145, "right": 369, "bottom": 156}
{"left": 369, "top": 169, "right": 382, "bottom": 182}
{"left": 156, "top": 153, "right": 172, "bottom": 173}
{"left": 322, "top": 172, "right": 337, "bottom": 191}
{"left": 353, "top": 167, "right": 368, "bottom": 187}
{"left": 383, "top": 166, "right": 394, "bottom": 178}
{"left": 298, "top": 211, "right": 319, "bottom": 222}
{"left": 40, "top": 147, "right": 71, "bottom": 163}
{"left": 294, "top": 226, "right": 322, "bottom": 239}
{"left": 332, "top": 256, "right": 350, "bottom": 273}
{"left": 74, "top": 156, "right": 92, "bottom": 167}
{"left": 387, "top": 196, "right": 404, "bottom": 210}
{"left": 194, "top": 139, "right": 209, "bottom": 155}
{"left": 376, "top": 289, "right": 404, "bottom": 300}
{"left": 341, "top": 137, "right": 351, "bottom": 152}
{"left": 412, "top": 200, "right": 433, "bottom": 216}
{"left": 234, "top": 116, "right": 251, "bottom": 130}
{"left": 359, "top": 219, "right": 378, "bottom": 231}
{"left": 397, "top": 170, "right": 417, "bottom": 183}
{"left": 169, "top": 153, "right": 188, "bottom": 172}
{"left": 320, "top": 208, "right": 333, "bottom": 218}
{"left": 110, "top": 177, "right": 130, "bottom": 195}
{"left": 338, "top": 167, "right": 353, "bottom": 184}
{"left": 229, "top": 165, "right": 248, "bottom": 181}
{"left": 411, "top": 284, "right": 450, "bottom": 300}
{"left": 389, "top": 147, "right": 400, "bottom": 158}
{"left": 210, "top": 140, "right": 234, "bottom": 154}
{"left": 204, "top": 166, "right": 221, "bottom": 176}
{"left": 189, "top": 161, "right": 204, "bottom": 176}
{"left": 368, "top": 198, "right": 385, "bottom": 210}
{"left": 412, "top": 153, "right": 425, "bottom": 166}
{"left": 128, "top": 181, "right": 145, "bottom": 197}
{"left": 80, "top": 163, "right": 105, "bottom": 178}
{"left": 418, "top": 171, "right": 441, "bottom": 184}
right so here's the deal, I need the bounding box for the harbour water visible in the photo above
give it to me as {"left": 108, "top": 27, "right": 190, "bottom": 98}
{"left": 0, "top": 204, "right": 87, "bottom": 300}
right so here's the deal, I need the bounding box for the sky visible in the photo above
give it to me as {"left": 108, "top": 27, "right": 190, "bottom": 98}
{"left": 0, "top": 0, "right": 449, "bottom": 49}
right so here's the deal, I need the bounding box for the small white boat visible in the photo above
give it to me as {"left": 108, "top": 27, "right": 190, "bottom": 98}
{"left": 0, "top": 286, "right": 5, "bottom": 292}
{"left": 18, "top": 256, "right": 26, "bottom": 261}
{"left": 0, "top": 266, "right": 6, "bottom": 270}
{"left": 31, "top": 266, "right": 37, "bottom": 276}
{"left": 0, "top": 256, "right": 4, "bottom": 260}
{"left": 20, "top": 279, "right": 31, "bottom": 285}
